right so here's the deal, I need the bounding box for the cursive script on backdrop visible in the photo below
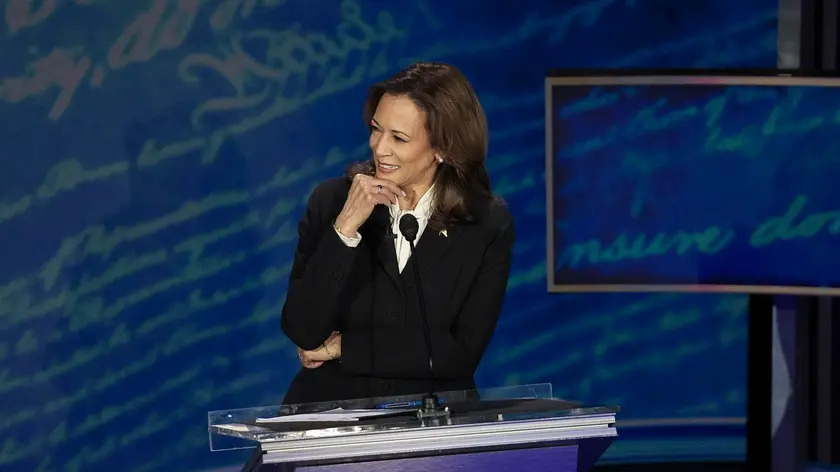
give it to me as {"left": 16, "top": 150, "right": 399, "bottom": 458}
{"left": 561, "top": 87, "right": 824, "bottom": 162}
{"left": 0, "top": 0, "right": 403, "bottom": 229}
{"left": 170, "top": 0, "right": 405, "bottom": 164}
{"left": 0, "top": 0, "right": 296, "bottom": 120}
{"left": 0, "top": 1, "right": 779, "bottom": 469}
{"left": 559, "top": 194, "right": 840, "bottom": 268}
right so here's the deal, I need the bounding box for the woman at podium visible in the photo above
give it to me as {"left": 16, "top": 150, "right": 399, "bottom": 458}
{"left": 280, "top": 62, "right": 515, "bottom": 405}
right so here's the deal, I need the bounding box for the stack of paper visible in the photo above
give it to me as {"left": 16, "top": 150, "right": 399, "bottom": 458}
{"left": 255, "top": 407, "right": 413, "bottom": 423}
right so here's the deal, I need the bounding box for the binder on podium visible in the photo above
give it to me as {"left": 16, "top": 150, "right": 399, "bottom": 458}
{"left": 208, "top": 383, "right": 618, "bottom": 471}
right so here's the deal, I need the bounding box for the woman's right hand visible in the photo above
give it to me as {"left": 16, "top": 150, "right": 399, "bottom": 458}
{"left": 298, "top": 331, "right": 341, "bottom": 369}
{"left": 334, "top": 173, "right": 405, "bottom": 237}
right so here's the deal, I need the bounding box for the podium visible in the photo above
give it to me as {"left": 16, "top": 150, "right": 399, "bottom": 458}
{"left": 208, "top": 384, "right": 618, "bottom": 471}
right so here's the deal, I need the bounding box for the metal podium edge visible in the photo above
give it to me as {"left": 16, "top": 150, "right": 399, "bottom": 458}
{"left": 260, "top": 413, "right": 617, "bottom": 464}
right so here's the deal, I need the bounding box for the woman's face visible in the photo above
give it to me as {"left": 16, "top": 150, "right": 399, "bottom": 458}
{"left": 369, "top": 94, "right": 438, "bottom": 189}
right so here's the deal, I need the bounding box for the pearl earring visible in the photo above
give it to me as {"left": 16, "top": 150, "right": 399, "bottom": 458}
{"left": 436, "top": 155, "right": 444, "bottom": 164}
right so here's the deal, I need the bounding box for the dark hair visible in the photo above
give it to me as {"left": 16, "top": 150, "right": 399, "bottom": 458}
{"left": 346, "top": 61, "right": 495, "bottom": 230}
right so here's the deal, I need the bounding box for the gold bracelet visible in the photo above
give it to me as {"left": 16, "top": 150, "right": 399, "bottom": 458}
{"left": 333, "top": 220, "right": 349, "bottom": 238}
{"left": 323, "top": 343, "right": 336, "bottom": 360}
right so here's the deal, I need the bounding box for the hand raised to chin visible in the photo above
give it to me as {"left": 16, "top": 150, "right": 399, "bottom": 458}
{"left": 334, "top": 174, "right": 405, "bottom": 237}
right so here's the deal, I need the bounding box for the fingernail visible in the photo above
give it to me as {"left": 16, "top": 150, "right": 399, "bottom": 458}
{"left": 402, "top": 191, "right": 407, "bottom": 197}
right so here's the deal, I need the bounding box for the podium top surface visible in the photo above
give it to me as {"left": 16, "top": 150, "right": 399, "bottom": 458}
{"left": 207, "top": 383, "right": 619, "bottom": 458}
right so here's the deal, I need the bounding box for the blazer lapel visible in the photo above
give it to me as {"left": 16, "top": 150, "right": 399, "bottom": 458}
{"left": 362, "top": 205, "right": 404, "bottom": 296}
{"left": 402, "top": 225, "right": 462, "bottom": 289}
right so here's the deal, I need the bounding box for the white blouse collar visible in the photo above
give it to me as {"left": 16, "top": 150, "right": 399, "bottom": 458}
{"left": 388, "top": 184, "right": 436, "bottom": 222}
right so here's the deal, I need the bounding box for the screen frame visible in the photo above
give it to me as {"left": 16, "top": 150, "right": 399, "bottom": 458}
{"left": 545, "top": 73, "right": 840, "bottom": 294}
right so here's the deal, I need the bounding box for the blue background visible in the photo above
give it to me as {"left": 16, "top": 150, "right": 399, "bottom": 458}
{"left": 550, "top": 81, "right": 840, "bottom": 289}
{"left": 0, "top": 0, "right": 776, "bottom": 470}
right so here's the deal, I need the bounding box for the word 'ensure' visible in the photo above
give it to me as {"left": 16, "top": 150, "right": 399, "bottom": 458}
{"left": 561, "top": 227, "right": 733, "bottom": 267}
{"left": 559, "top": 194, "right": 840, "bottom": 269}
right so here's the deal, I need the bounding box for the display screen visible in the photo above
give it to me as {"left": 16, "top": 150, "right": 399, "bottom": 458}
{"left": 547, "top": 75, "right": 840, "bottom": 294}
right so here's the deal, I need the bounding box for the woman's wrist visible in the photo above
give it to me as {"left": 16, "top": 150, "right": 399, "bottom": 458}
{"left": 325, "top": 333, "right": 342, "bottom": 359}
{"left": 334, "top": 216, "right": 359, "bottom": 238}
{"left": 323, "top": 341, "right": 337, "bottom": 360}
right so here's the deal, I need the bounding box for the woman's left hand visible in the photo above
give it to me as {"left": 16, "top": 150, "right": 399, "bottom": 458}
{"left": 298, "top": 331, "right": 341, "bottom": 368}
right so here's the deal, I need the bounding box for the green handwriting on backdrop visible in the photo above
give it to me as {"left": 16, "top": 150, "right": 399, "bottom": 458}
{"left": 0, "top": 0, "right": 775, "bottom": 469}
{"left": 0, "top": 1, "right": 413, "bottom": 469}
{"left": 562, "top": 194, "right": 840, "bottom": 268}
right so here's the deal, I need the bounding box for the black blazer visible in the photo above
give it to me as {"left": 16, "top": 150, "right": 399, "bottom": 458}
{"left": 280, "top": 177, "right": 515, "bottom": 405}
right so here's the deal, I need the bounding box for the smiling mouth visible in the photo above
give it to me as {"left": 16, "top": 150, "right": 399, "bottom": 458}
{"left": 378, "top": 163, "right": 400, "bottom": 171}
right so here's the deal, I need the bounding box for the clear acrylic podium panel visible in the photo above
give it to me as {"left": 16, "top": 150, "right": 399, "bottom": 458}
{"left": 207, "top": 383, "right": 616, "bottom": 453}
{"left": 207, "top": 383, "right": 554, "bottom": 451}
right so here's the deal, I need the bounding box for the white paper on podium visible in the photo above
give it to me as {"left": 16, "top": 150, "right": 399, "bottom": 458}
{"left": 255, "top": 408, "right": 414, "bottom": 423}
{"left": 215, "top": 423, "right": 261, "bottom": 433}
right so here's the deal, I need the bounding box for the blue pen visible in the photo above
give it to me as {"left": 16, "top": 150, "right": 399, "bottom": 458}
{"left": 375, "top": 399, "right": 444, "bottom": 409}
